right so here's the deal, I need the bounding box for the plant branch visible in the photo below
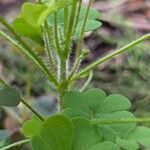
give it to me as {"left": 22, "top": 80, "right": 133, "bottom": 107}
{"left": 0, "top": 16, "right": 31, "bottom": 50}
{"left": 80, "top": 71, "right": 93, "bottom": 92}
{"left": 75, "top": 0, "right": 94, "bottom": 60}
{"left": 72, "top": 0, "right": 82, "bottom": 36}
{"left": 92, "top": 117, "right": 150, "bottom": 125}
{"left": 43, "top": 23, "right": 55, "bottom": 74}
{"left": 1, "top": 139, "right": 31, "bottom": 150}
{"left": 73, "top": 33, "right": 150, "bottom": 80}
{"left": 21, "top": 99, "right": 44, "bottom": 121}
{"left": 0, "top": 79, "right": 44, "bottom": 121}
{"left": 64, "top": 0, "right": 78, "bottom": 57}
{"left": 64, "top": 0, "right": 69, "bottom": 36}
{"left": 54, "top": 11, "right": 61, "bottom": 55}
{"left": 0, "top": 30, "right": 59, "bottom": 86}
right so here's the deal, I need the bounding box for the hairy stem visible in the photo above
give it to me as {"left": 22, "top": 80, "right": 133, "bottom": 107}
{"left": 73, "top": 33, "right": 150, "bottom": 80}
{"left": 1, "top": 139, "right": 31, "bottom": 150}
{"left": 43, "top": 22, "right": 55, "bottom": 74}
{"left": 92, "top": 117, "right": 150, "bottom": 125}
{"left": 75, "top": 0, "right": 94, "bottom": 60}
{"left": 64, "top": 0, "right": 69, "bottom": 36}
{"left": 64, "top": 0, "right": 78, "bottom": 57}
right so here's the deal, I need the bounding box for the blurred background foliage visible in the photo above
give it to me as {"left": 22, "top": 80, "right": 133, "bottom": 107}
{"left": 0, "top": 0, "right": 150, "bottom": 148}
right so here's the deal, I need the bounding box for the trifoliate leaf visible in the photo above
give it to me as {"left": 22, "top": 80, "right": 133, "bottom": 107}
{"left": 62, "top": 88, "right": 135, "bottom": 142}
{"left": 62, "top": 88, "right": 106, "bottom": 119}
{"left": 72, "top": 117, "right": 101, "bottom": 150}
{"left": 0, "top": 86, "right": 21, "bottom": 107}
{"left": 63, "top": 88, "right": 132, "bottom": 120}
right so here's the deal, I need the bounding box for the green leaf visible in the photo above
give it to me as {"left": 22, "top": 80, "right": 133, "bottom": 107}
{"left": 20, "top": 2, "right": 47, "bottom": 27}
{"left": 72, "top": 117, "right": 100, "bottom": 150}
{"left": 116, "top": 137, "right": 139, "bottom": 150}
{"left": 76, "top": 20, "right": 102, "bottom": 36}
{"left": 22, "top": 116, "right": 43, "bottom": 138}
{"left": 63, "top": 88, "right": 132, "bottom": 120}
{"left": 32, "top": 135, "right": 50, "bottom": 150}
{"left": 62, "top": 89, "right": 106, "bottom": 119}
{"left": 127, "top": 126, "right": 150, "bottom": 148}
{"left": 38, "top": 0, "right": 73, "bottom": 25}
{"left": 47, "top": 5, "right": 100, "bottom": 26}
{"left": 62, "top": 88, "right": 135, "bottom": 143}
{"left": 98, "top": 111, "right": 135, "bottom": 141}
{"left": 0, "top": 86, "right": 21, "bottom": 107}
{"left": 39, "top": 114, "right": 74, "bottom": 150}
{"left": 88, "top": 141, "right": 121, "bottom": 150}
{"left": 99, "top": 94, "right": 131, "bottom": 113}
{"left": 12, "top": 17, "right": 42, "bottom": 44}
{"left": 78, "top": 6, "right": 100, "bottom": 21}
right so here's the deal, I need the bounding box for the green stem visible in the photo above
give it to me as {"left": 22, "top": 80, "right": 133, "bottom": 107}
{"left": 92, "top": 118, "right": 150, "bottom": 125}
{"left": 64, "top": 0, "right": 69, "bottom": 36}
{"left": 80, "top": 71, "right": 93, "bottom": 92}
{"left": 73, "top": 33, "right": 150, "bottom": 80}
{"left": 21, "top": 99, "right": 44, "bottom": 121}
{"left": 72, "top": 0, "right": 82, "bottom": 36}
{"left": 43, "top": 23, "right": 55, "bottom": 74}
{"left": 75, "top": 0, "right": 93, "bottom": 60}
{"left": 64, "top": 0, "right": 78, "bottom": 57}
{"left": 0, "top": 30, "right": 59, "bottom": 86}
{"left": 1, "top": 139, "right": 31, "bottom": 150}
{"left": 0, "top": 16, "right": 30, "bottom": 51}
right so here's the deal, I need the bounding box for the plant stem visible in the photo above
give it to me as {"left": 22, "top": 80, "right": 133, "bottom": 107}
{"left": 21, "top": 99, "right": 44, "bottom": 121}
{"left": 73, "top": 33, "right": 150, "bottom": 80}
{"left": 64, "top": 0, "right": 78, "bottom": 57}
{"left": 80, "top": 71, "right": 93, "bottom": 92}
{"left": 75, "top": 0, "right": 94, "bottom": 60}
{"left": 72, "top": 0, "right": 82, "bottom": 36}
{"left": 43, "top": 23, "right": 55, "bottom": 74}
{"left": 54, "top": 12, "right": 61, "bottom": 55}
{"left": 92, "top": 118, "right": 150, "bottom": 125}
{"left": 0, "top": 30, "right": 59, "bottom": 87}
{"left": 0, "top": 16, "right": 30, "bottom": 50}
{"left": 0, "top": 139, "right": 31, "bottom": 150}
{"left": 64, "top": 0, "right": 69, "bottom": 36}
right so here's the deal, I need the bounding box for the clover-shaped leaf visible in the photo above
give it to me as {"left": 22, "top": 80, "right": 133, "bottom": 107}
{"left": 62, "top": 88, "right": 106, "bottom": 119}
{"left": 62, "top": 88, "right": 135, "bottom": 142}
